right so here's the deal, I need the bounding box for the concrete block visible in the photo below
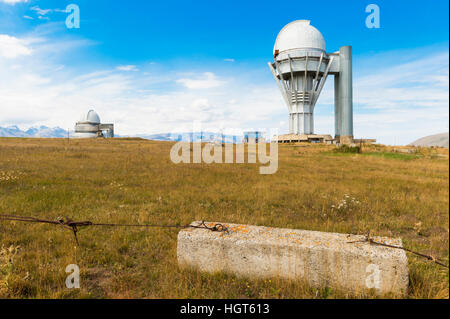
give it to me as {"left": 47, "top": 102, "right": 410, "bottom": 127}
{"left": 177, "top": 222, "right": 409, "bottom": 296}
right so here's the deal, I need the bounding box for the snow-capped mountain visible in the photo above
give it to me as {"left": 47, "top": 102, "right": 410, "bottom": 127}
{"left": 0, "top": 125, "right": 69, "bottom": 138}
{"left": 0, "top": 126, "right": 249, "bottom": 143}
{"left": 138, "top": 132, "right": 245, "bottom": 143}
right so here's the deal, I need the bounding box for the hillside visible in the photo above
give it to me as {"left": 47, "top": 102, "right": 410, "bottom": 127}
{"left": 409, "top": 132, "right": 449, "bottom": 148}
{"left": 0, "top": 138, "right": 448, "bottom": 298}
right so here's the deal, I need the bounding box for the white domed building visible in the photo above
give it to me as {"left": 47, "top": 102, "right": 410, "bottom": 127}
{"left": 73, "top": 109, "right": 114, "bottom": 138}
{"left": 269, "top": 20, "right": 355, "bottom": 144}
{"left": 274, "top": 20, "right": 326, "bottom": 56}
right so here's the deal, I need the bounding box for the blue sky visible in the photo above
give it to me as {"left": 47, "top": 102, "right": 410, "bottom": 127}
{"left": 0, "top": 0, "right": 448, "bottom": 144}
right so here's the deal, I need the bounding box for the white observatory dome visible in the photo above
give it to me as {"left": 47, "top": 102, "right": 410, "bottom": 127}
{"left": 78, "top": 109, "right": 101, "bottom": 124}
{"left": 73, "top": 108, "right": 113, "bottom": 139}
{"left": 274, "top": 20, "right": 326, "bottom": 54}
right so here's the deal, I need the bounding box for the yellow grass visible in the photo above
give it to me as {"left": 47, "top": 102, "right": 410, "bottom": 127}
{"left": 0, "top": 137, "right": 448, "bottom": 298}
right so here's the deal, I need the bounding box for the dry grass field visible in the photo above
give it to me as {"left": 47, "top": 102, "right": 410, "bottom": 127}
{"left": 0, "top": 137, "right": 448, "bottom": 299}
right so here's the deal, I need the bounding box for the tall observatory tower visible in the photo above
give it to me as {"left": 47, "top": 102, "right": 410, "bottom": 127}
{"left": 268, "top": 20, "right": 354, "bottom": 144}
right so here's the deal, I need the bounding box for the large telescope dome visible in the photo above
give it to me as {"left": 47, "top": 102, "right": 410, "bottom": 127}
{"left": 274, "top": 20, "right": 326, "bottom": 54}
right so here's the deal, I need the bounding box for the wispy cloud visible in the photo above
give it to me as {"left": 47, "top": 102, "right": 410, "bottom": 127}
{"left": 0, "top": 0, "right": 29, "bottom": 4}
{"left": 176, "top": 72, "right": 226, "bottom": 89}
{"left": 26, "top": 5, "right": 69, "bottom": 21}
{"left": 30, "top": 6, "right": 52, "bottom": 16}
{"left": 355, "top": 52, "right": 448, "bottom": 110}
{"left": 0, "top": 31, "right": 448, "bottom": 145}
{"left": 116, "top": 65, "right": 139, "bottom": 72}
{"left": 0, "top": 35, "right": 279, "bottom": 135}
{"left": 315, "top": 48, "right": 449, "bottom": 144}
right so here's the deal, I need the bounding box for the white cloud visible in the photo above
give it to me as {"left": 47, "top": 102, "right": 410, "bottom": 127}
{"left": 353, "top": 52, "right": 449, "bottom": 110}
{"left": 0, "top": 0, "right": 29, "bottom": 4}
{"left": 356, "top": 52, "right": 449, "bottom": 145}
{"left": 313, "top": 49, "right": 449, "bottom": 145}
{"left": 116, "top": 65, "right": 138, "bottom": 72}
{"left": 0, "top": 33, "right": 448, "bottom": 145}
{"left": 224, "top": 58, "right": 235, "bottom": 62}
{"left": 30, "top": 6, "right": 52, "bottom": 16}
{"left": 176, "top": 72, "right": 226, "bottom": 89}
{"left": 0, "top": 41, "right": 280, "bottom": 135}
{"left": 23, "top": 15, "right": 34, "bottom": 20}
{"left": 0, "top": 34, "right": 32, "bottom": 58}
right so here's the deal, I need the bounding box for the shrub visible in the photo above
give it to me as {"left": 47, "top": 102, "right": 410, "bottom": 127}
{"left": 334, "top": 144, "right": 361, "bottom": 154}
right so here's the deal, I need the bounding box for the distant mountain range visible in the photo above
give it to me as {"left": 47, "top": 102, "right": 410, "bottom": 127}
{"left": 409, "top": 132, "right": 449, "bottom": 148}
{"left": 2, "top": 126, "right": 448, "bottom": 147}
{"left": 137, "top": 132, "right": 244, "bottom": 143}
{"left": 0, "top": 125, "right": 69, "bottom": 138}
{"left": 0, "top": 126, "right": 244, "bottom": 142}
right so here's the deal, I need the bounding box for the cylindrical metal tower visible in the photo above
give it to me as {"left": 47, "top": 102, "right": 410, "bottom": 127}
{"left": 338, "top": 46, "right": 353, "bottom": 143}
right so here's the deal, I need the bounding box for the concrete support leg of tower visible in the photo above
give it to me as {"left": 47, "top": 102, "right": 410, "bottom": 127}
{"left": 304, "top": 113, "right": 313, "bottom": 135}
{"left": 289, "top": 113, "right": 294, "bottom": 134}
{"left": 334, "top": 74, "right": 341, "bottom": 142}
{"left": 293, "top": 114, "right": 298, "bottom": 134}
{"left": 294, "top": 113, "right": 314, "bottom": 135}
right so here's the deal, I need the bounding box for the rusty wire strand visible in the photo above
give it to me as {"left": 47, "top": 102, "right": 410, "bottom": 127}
{"left": 348, "top": 230, "right": 449, "bottom": 269}
{"left": 1, "top": 214, "right": 448, "bottom": 269}
{"left": 0, "top": 214, "right": 228, "bottom": 246}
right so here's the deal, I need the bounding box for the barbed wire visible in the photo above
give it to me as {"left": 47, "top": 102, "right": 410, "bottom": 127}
{"left": 348, "top": 230, "right": 449, "bottom": 269}
{"left": 0, "top": 214, "right": 228, "bottom": 245}
{"left": 1, "top": 214, "right": 448, "bottom": 269}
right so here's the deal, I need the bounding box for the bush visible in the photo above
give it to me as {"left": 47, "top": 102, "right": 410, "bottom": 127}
{"left": 334, "top": 144, "right": 361, "bottom": 154}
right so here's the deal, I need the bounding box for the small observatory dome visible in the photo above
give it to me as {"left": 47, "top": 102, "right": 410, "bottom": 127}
{"left": 74, "top": 109, "right": 114, "bottom": 138}
{"left": 274, "top": 20, "right": 326, "bottom": 55}
{"left": 74, "top": 109, "right": 102, "bottom": 138}
{"left": 79, "top": 109, "right": 101, "bottom": 124}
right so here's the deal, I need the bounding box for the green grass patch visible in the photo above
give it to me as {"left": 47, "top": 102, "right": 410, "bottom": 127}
{"left": 323, "top": 150, "right": 422, "bottom": 161}
{"left": 0, "top": 139, "right": 448, "bottom": 299}
{"left": 362, "top": 152, "right": 422, "bottom": 161}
